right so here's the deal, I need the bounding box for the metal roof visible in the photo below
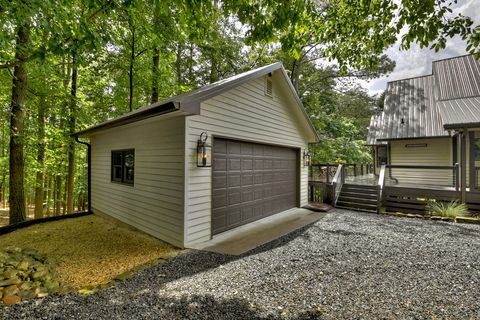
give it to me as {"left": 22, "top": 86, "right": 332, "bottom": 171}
{"left": 76, "top": 62, "right": 319, "bottom": 142}
{"left": 438, "top": 96, "right": 480, "bottom": 129}
{"left": 433, "top": 54, "right": 480, "bottom": 101}
{"left": 375, "top": 75, "right": 448, "bottom": 142}
{"left": 366, "top": 114, "right": 387, "bottom": 145}
{"left": 368, "top": 54, "right": 480, "bottom": 143}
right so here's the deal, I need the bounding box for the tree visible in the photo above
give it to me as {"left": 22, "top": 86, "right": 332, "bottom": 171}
{"left": 224, "top": 0, "right": 480, "bottom": 72}
{"left": 8, "top": 23, "right": 29, "bottom": 223}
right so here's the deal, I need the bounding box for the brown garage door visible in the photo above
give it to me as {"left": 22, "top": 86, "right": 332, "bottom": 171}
{"left": 212, "top": 138, "right": 298, "bottom": 235}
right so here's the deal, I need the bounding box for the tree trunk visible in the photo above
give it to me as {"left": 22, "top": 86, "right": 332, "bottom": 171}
{"left": 151, "top": 46, "right": 159, "bottom": 104}
{"left": 45, "top": 175, "right": 52, "bottom": 216}
{"left": 175, "top": 40, "right": 183, "bottom": 84}
{"left": 290, "top": 59, "right": 301, "bottom": 93}
{"left": 62, "top": 180, "right": 67, "bottom": 215}
{"left": 9, "top": 23, "right": 29, "bottom": 224}
{"left": 129, "top": 17, "right": 135, "bottom": 112}
{"left": 209, "top": 56, "right": 218, "bottom": 83}
{"left": 34, "top": 96, "right": 46, "bottom": 219}
{"left": 55, "top": 175, "right": 62, "bottom": 215}
{"left": 66, "top": 52, "right": 77, "bottom": 214}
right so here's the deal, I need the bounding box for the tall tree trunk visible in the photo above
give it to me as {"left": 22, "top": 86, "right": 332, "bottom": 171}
{"left": 62, "top": 181, "right": 67, "bottom": 215}
{"left": 188, "top": 44, "right": 194, "bottom": 82}
{"left": 290, "top": 59, "right": 301, "bottom": 93}
{"left": 209, "top": 56, "right": 218, "bottom": 83}
{"left": 129, "top": 17, "right": 135, "bottom": 112}
{"left": 55, "top": 175, "right": 62, "bottom": 215}
{"left": 34, "top": 96, "right": 46, "bottom": 218}
{"left": 151, "top": 47, "right": 159, "bottom": 104}
{"left": 175, "top": 40, "right": 183, "bottom": 84}
{"left": 66, "top": 52, "right": 77, "bottom": 214}
{"left": 9, "top": 23, "right": 29, "bottom": 224}
{"left": 45, "top": 175, "right": 52, "bottom": 216}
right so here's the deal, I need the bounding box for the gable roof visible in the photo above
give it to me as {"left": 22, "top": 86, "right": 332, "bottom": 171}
{"left": 375, "top": 75, "right": 448, "bottom": 142}
{"left": 368, "top": 54, "right": 480, "bottom": 143}
{"left": 75, "top": 62, "right": 319, "bottom": 141}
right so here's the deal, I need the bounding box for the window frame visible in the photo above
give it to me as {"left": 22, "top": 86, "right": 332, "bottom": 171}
{"left": 376, "top": 145, "right": 388, "bottom": 167}
{"left": 111, "top": 149, "right": 135, "bottom": 186}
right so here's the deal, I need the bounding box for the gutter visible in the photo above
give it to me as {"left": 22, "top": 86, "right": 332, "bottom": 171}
{"left": 74, "top": 135, "right": 91, "bottom": 212}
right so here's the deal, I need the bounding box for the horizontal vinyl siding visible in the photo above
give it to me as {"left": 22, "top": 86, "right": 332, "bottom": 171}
{"left": 184, "top": 74, "right": 309, "bottom": 245}
{"left": 389, "top": 138, "right": 453, "bottom": 187}
{"left": 90, "top": 115, "right": 185, "bottom": 247}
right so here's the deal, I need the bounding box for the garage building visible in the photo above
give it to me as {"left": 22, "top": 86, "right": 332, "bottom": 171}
{"left": 75, "top": 62, "right": 319, "bottom": 248}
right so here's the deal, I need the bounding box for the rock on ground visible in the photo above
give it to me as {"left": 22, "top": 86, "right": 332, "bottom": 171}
{"left": 1, "top": 209, "right": 479, "bottom": 319}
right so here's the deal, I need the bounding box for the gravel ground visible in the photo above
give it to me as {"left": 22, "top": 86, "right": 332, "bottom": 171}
{"left": 2, "top": 209, "right": 480, "bottom": 319}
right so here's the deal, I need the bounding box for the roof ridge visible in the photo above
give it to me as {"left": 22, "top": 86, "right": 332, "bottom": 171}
{"left": 431, "top": 53, "right": 476, "bottom": 65}
{"left": 386, "top": 74, "right": 433, "bottom": 85}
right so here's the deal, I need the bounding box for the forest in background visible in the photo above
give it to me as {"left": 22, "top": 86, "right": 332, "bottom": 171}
{"left": 1, "top": 0, "right": 479, "bottom": 224}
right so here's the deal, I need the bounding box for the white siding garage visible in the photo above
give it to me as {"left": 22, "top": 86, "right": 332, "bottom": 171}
{"left": 89, "top": 114, "right": 186, "bottom": 247}
{"left": 76, "top": 62, "right": 319, "bottom": 248}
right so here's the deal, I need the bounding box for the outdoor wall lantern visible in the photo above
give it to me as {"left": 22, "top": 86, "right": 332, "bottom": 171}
{"left": 197, "top": 132, "right": 211, "bottom": 167}
{"left": 303, "top": 150, "right": 311, "bottom": 167}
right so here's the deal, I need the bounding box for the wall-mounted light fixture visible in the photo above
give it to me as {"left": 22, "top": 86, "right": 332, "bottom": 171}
{"left": 303, "top": 150, "right": 311, "bottom": 167}
{"left": 196, "top": 132, "right": 211, "bottom": 167}
{"left": 400, "top": 118, "right": 405, "bottom": 125}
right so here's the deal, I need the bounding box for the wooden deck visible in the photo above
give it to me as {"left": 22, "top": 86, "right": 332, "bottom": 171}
{"left": 308, "top": 163, "right": 480, "bottom": 214}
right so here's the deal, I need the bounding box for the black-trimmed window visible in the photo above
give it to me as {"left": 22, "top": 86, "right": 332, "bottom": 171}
{"left": 111, "top": 149, "right": 135, "bottom": 185}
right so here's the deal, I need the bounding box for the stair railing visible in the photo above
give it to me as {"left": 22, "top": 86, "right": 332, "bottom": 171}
{"left": 331, "top": 163, "right": 345, "bottom": 205}
{"left": 376, "top": 164, "right": 386, "bottom": 213}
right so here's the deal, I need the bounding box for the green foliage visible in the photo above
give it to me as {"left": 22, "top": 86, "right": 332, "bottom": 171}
{"left": 427, "top": 200, "right": 469, "bottom": 218}
{"left": 0, "top": 0, "right": 477, "bottom": 218}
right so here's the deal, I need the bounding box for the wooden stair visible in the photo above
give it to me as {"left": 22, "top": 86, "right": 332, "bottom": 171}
{"left": 335, "top": 183, "right": 379, "bottom": 213}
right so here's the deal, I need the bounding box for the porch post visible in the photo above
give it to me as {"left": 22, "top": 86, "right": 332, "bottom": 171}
{"left": 461, "top": 128, "right": 467, "bottom": 203}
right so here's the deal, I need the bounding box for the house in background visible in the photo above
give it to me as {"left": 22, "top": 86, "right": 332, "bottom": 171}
{"left": 75, "top": 63, "right": 319, "bottom": 248}
{"left": 365, "top": 54, "right": 480, "bottom": 212}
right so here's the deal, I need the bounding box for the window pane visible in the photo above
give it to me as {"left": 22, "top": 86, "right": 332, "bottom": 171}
{"left": 112, "top": 152, "right": 123, "bottom": 165}
{"left": 111, "top": 149, "right": 134, "bottom": 185}
{"left": 113, "top": 165, "right": 122, "bottom": 182}
{"left": 124, "top": 166, "right": 134, "bottom": 183}
{"left": 474, "top": 138, "right": 480, "bottom": 161}
{"left": 124, "top": 152, "right": 134, "bottom": 168}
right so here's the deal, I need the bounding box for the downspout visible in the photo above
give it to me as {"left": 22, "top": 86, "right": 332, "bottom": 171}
{"left": 74, "top": 135, "right": 91, "bottom": 212}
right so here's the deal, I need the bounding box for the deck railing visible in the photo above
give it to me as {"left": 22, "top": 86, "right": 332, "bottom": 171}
{"left": 377, "top": 164, "right": 386, "bottom": 213}
{"left": 308, "top": 163, "right": 374, "bottom": 184}
{"left": 308, "top": 162, "right": 374, "bottom": 203}
{"left": 331, "top": 164, "right": 345, "bottom": 205}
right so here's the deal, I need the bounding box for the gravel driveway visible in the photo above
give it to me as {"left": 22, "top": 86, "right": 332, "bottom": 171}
{"left": 2, "top": 209, "right": 480, "bottom": 319}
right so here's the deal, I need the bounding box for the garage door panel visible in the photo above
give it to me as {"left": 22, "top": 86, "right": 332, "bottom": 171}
{"left": 227, "top": 209, "right": 241, "bottom": 225}
{"left": 241, "top": 159, "right": 253, "bottom": 170}
{"left": 241, "top": 174, "right": 253, "bottom": 186}
{"left": 228, "top": 141, "right": 241, "bottom": 154}
{"left": 213, "top": 176, "right": 227, "bottom": 189}
{"left": 214, "top": 139, "right": 227, "bottom": 153}
{"left": 228, "top": 158, "right": 241, "bottom": 170}
{"left": 212, "top": 138, "right": 298, "bottom": 235}
{"left": 228, "top": 175, "right": 241, "bottom": 187}
{"left": 253, "top": 187, "right": 263, "bottom": 200}
{"left": 213, "top": 158, "right": 227, "bottom": 171}
{"left": 227, "top": 189, "right": 241, "bottom": 205}
{"left": 241, "top": 143, "right": 253, "bottom": 155}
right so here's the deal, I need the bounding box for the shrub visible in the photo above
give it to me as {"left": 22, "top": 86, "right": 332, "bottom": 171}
{"left": 426, "top": 200, "right": 469, "bottom": 218}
